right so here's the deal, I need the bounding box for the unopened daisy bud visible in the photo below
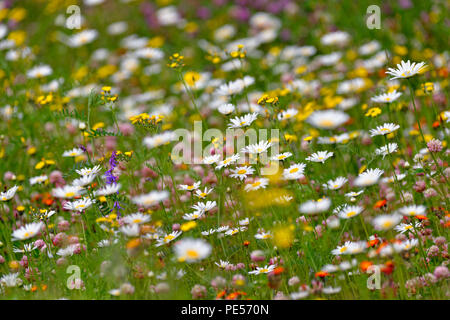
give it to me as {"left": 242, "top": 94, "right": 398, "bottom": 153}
{"left": 56, "top": 257, "right": 67, "bottom": 266}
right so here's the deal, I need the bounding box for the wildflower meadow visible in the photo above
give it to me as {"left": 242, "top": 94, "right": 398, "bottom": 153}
{"left": 0, "top": 0, "right": 449, "bottom": 302}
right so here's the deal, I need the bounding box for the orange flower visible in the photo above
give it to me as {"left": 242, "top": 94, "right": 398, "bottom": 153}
{"left": 381, "top": 261, "right": 395, "bottom": 275}
{"left": 376, "top": 241, "right": 390, "bottom": 254}
{"left": 360, "top": 261, "right": 373, "bottom": 272}
{"left": 126, "top": 238, "right": 141, "bottom": 249}
{"left": 415, "top": 215, "right": 428, "bottom": 221}
{"left": 243, "top": 240, "right": 250, "bottom": 247}
{"left": 367, "top": 238, "right": 380, "bottom": 247}
{"left": 226, "top": 291, "right": 247, "bottom": 300}
{"left": 216, "top": 290, "right": 226, "bottom": 299}
{"left": 432, "top": 121, "right": 440, "bottom": 128}
{"left": 374, "top": 199, "right": 387, "bottom": 209}
{"left": 272, "top": 266, "right": 284, "bottom": 275}
{"left": 315, "top": 271, "right": 329, "bottom": 278}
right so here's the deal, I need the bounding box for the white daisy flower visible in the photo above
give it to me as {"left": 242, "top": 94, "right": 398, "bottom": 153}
{"left": 375, "top": 143, "right": 398, "bottom": 159}
{"left": 195, "top": 187, "right": 214, "bottom": 199}
{"left": 299, "top": 198, "right": 331, "bottom": 215}
{"left": 241, "top": 140, "right": 272, "bottom": 154}
{"left": 174, "top": 238, "right": 212, "bottom": 263}
{"left": 244, "top": 178, "right": 269, "bottom": 192}
{"left": 218, "top": 103, "right": 235, "bottom": 115}
{"left": 254, "top": 231, "right": 272, "bottom": 240}
{"left": 372, "top": 214, "right": 403, "bottom": 231}
{"left": 52, "top": 185, "right": 83, "bottom": 199}
{"left": 62, "top": 147, "right": 84, "bottom": 157}
{"left": 119, "top": 224, "right": 140, "bottom": 237}
{"left": 369, "top": 123, "right": 400, "bottom": 137}
{"left": 143, "top": 131, "right": 177, "bottom": 149}
{"left": 306, "top": 151, "right": 334, "bottom": 163}
{"left": 27, "top": 65, "right": 52, "bottom": 78}
{"left": 94, "top": 183, "right": 121, "bottom": 196}
{"left": 215, "top": 153, "right": 240, "bottom": 169}
{"left": 386, "top": 60, "right": 427, "bottom": 80}
{"left": 248, "top": 265, "right": 276, "bottom": 275}
{"left": 353, "top": 168, "right": 384, "bottom": 187}
{"left": 123, "top": 213, "right": 151, "bottom": 225}
{"left": 323, "top": 177, "right": 348, "bottom": 190}
{"left": 191, "top": 201, "right": 217, "bottom": 214}
{"left": 270, "top": 152, "right": 292, "bottom": 161}
{"left": 63, "top": 197, "right": 94, "bottom": 212}
{"left": 203, "top": 154, "right": 221, "bottom": 165}
{"left": 73, "top": 174, "right": 96, "bottom": 187}
{"left": 12, "top": 222, "right": 43, "bottom": 241}
{"left": 283, "top": 163, "right": 306, "bottom": 180}
{"left": 155, "top": 231, "right": 182, "bottom": 246}
{"left": 338, "top": 205, "right": 364, "bottom": 219}
{"left": 393, "top": 239, "right": 418, "bottom": 252}
{"left": 396, "top": 205, "right": 426, "bottom": 217}
{"left": 215, "top": 260, "right": 230, "bottom": 269}
{"left": 371, "top": 90, "right": 402, "bottom": 103}
{"left": 182, "top": 212, "right": 204, "bottom": 221}
{"left": 178, "top": 181, "right": 201, "bottom": 192}
{"left": 228, "top": 112, "right": 258, "bottom": 128}
{"left": 394, "top": 223, "right": 420, "bottom": 234}
{"left": 230, "top": 166, "right": 255, "bottom": 181}
{"left": 0, "top": 185, "right": 19, "bottom": 201}
{"left": 76, "top": 165, "right": 102, "bottom": 176}
{"left": 67, "top": 29, "right": 98, "bottom": 47}
{"left": 277, "top": 108, "right": 298, "bottom": 121}
{"left": 307, "top": 110, "right": 349, "bottom": 130}
{"left": 0, "top": 273, "right": 22, "bottom": 287}
{"left": 132, "top": 190, "right": 169, "bottom": 207}
{"left": 29, "top": 175, "right": 48, "bottom": 185}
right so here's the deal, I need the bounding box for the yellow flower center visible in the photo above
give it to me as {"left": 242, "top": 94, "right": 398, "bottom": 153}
{"left": 319, "top": 119, "right": 334, "bottom": 127}
{"left": 186, "top": 249, "right": 199, "bottom": 259}
{"left": 346, "top": 211, "right": 357, "bottom": 217}
{"left": 382, "top": 221, "right": 393, "bottom": 228}
{"left": 237, "top": 169, "right": 247, "bottom": 174}
{"left": 164, "top": 235, "right": 174, "bottom": 242}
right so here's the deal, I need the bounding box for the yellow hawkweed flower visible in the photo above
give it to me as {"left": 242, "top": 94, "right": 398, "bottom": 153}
{"left": 180, "top": 221, "right": 197, "bottom": 232}
{"left": 168, "top": 53, "right": 184, "bottom": 69}
{"left": 365, "top": 107, "right": 382, "bottom": 117}
{"left": 421, "top": 82, "right": 434, "bottom": 94}
{"left": 183, "top": 71, "right": 201, "bottom": 87}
